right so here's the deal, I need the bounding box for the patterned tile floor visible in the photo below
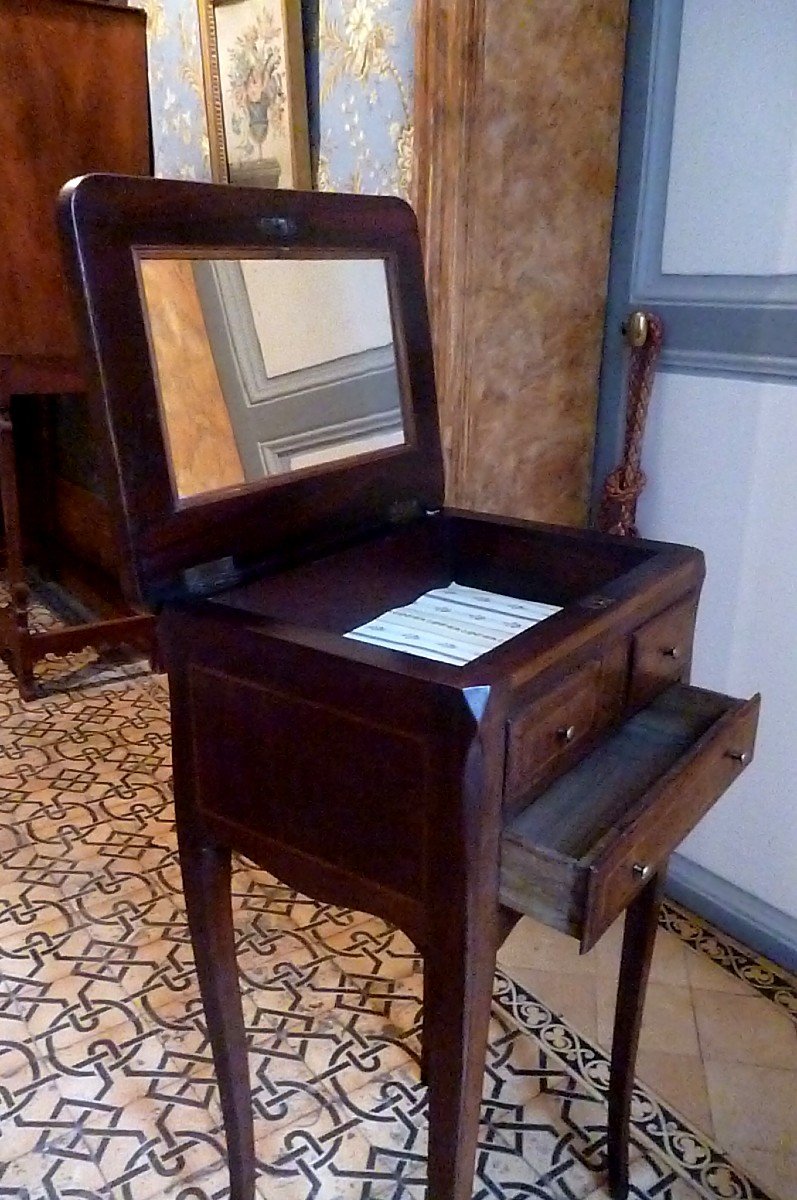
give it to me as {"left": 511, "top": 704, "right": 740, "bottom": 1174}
{"left": 0, "top": 585, "right": 795, "bottom": 1199}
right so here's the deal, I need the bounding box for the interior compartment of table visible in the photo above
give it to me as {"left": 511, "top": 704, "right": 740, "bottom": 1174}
{"left": 211, "top": 512, "right": 655, "bottom": 636}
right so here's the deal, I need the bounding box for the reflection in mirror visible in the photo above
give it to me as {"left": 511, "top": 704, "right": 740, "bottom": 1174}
{"left": 137, "top": 254, "right": 407, "bottom": 501}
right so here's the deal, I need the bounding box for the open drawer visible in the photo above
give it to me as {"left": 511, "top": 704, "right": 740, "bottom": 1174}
{"left": 499, "top": 684, "right": 760, "bottom": 953}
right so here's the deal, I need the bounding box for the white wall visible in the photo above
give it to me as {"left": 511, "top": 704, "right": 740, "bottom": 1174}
{"left": 663, "top": 0, "right": 797, "bottom": 275}
{"left": 632, "top": 1, "right": 797, "bottom": 925}
{"left": 241, "top": 258, "right": 393, "bottom": 378}
{"left": 637, "top": 374, "right": 797, "bottom": 919}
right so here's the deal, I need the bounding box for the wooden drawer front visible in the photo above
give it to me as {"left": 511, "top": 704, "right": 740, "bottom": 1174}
{"left": 505, "top": 660, "right": 605, "bottom": 807}
{"left": 583, "top": 691, "right": 759, "bottom": 948}
{"left": 500, "top": 685, "right": 760, "bottom": 952}
{"left": 629, "top": 599, "right": 698, "bottom": 708}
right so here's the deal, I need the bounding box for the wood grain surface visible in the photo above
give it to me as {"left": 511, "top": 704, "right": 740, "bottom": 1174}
{"left": 0, "top": 0, "right": 148, "bottom": 358}
{"left": 66, "top": 177, "right": 759, "bottom": 1200}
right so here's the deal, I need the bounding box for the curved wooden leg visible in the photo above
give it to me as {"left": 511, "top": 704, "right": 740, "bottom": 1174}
{"left": 424, "top": 928, "right": 496, "bottom": 1200}
{"left": 418, "top": 906, "right": 515, "bottom": 1088}
{"left": 607, "top": 869, "right": 666, "bottom": 1200}
{"left": 0, "top": 391, "right": 35, "bottom": 699}
{"left": 419, "top": 1017, "right": 429, "bottom": 1087}
{"left": 178, "top": 834, "right": 256, "bottom": 1200}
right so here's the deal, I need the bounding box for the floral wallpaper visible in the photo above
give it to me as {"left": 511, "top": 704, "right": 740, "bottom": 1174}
{"left": 318, "top": 0, "right": 414, "bottom": 198}
{"left": 130, "top": 0, "right": 414, "bottom": 199}
{"left": 129, "top": 0, "right": 212, "bottom": 181}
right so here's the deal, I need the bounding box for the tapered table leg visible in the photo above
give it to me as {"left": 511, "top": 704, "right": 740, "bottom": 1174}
{"left": 178, "top": 834, "right": 256, "bottom": 1200}
{"left": 607, "top": 868, "right": 666, "bottom": 1200}
{"left": 419, "top": 905, "right": 517, "bottom": 1090}
{"left": 0, "top": 388, "right": 34, "bottom": 698}
{"left": 419, "top": 1015, "right": 429, "bottom": 1087}
{"left": 424, "top": 933, "right": 496, "bottom": 1200}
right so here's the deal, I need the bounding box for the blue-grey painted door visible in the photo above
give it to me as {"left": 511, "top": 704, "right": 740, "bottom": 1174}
{"left": 592, "top": 0, "right": 797, "bottom": 516}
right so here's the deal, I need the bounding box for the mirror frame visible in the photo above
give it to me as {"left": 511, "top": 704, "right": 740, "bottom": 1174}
{"left": 59, "top": 174, "right": 444, "bottom": 604}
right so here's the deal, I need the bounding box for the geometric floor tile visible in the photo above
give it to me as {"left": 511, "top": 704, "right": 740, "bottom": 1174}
{"left": 0, "top": 598, "right": 792, "bottom": 1199}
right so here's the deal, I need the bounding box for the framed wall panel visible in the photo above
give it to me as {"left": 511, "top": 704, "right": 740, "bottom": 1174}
{"left": 593, "top": 0, "right": 797, "bottom": 513}
{"left": 604, "top": 0, "right": 797, "bottom": 383}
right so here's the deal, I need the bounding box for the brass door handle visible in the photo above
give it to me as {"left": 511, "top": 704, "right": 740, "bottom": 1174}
{"left": 622, "top": 310, "right": 649, "bottom": 348}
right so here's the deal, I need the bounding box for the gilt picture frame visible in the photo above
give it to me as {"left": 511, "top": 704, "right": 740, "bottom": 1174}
{"left": 198, "top": 0, "right": 311, "bottom": 189}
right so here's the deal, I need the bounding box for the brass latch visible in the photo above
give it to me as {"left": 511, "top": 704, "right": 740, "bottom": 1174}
{"left": 621, "top": 310, "right": 649, "bottom": 348}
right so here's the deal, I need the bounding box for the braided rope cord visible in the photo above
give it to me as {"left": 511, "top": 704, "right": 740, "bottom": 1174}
{"left": 597, "top": 313, "right": 664, "bottom": 537}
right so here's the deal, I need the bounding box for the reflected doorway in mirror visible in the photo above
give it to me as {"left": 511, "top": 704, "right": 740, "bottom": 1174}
{"left": 136, "top": 252, "right": 409, "bottom": 502}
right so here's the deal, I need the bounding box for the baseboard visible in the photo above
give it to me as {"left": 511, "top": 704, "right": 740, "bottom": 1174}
{"left": 665, "top": 854, "right": 797, "bottom": 974}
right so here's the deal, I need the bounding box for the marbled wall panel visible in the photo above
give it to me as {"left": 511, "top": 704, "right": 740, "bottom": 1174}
{"left": 139, "top": 258, "right": 245, "bottom": 498}
{"left": 457, "top": 1, "right": 627, "bottom": 525}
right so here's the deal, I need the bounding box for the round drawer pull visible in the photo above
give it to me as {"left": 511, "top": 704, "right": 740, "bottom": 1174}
{"left": 632, "top": 862, "right": 652, "bottom": 880}
{"left": 556, "top": 724, "right": 577, "bottom": 743}
{"left": 726, "top": 749, "right": 750, "bottom": 766}
{"left": 662, "top": 646, "right": 680, "bottom": 659}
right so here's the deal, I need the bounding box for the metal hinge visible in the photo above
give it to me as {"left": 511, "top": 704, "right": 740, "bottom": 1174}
{"left": 182, "top": 556, "right": 243, "bottom": 596}
{"left": 388, "top": 498, "right": 425, "bottom": 525}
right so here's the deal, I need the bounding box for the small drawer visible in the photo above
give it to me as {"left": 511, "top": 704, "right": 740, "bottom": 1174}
{"left": 505, "top": 659, "right": 606, "bottom": 813}
{"left": 500, "top": 683, "right": 759, "bottom": 952}
{"left": 628, "top": 598, "right": 698, "bottom": 708}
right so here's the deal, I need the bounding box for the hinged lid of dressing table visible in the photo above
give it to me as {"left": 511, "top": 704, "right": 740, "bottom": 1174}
{"left": 59, "top": 173, "right": 445, "bottom": 605}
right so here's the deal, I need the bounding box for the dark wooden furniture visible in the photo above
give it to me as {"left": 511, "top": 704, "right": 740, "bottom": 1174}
{"left": 59, "top": 174, "right": 760, "bottom": 1200}
{"left": 0, "top": 0, "right": 154, "bottom": 697}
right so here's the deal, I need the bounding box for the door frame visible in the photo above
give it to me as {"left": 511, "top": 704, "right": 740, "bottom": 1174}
{"left": 592, "top": 0, "right": 797, "bottom": 514}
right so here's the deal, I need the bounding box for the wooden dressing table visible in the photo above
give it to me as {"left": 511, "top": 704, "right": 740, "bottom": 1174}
{"left": 59, "top": 174, "right": 759, "bottom": 1200}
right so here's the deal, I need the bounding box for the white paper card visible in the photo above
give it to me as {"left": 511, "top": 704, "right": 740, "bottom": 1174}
{"left": 344, "top": 584, "right": 561, "bottom": 665}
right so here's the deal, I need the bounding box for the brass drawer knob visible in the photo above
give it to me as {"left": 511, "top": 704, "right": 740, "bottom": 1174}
{"left": 556, "top": 724, "right": 577, "bottom": 743}
{"left": 726, "top": 749, "right": 750, "bottom": 766}
{"left": 662, "top": 646, "right": 680, "bottom": 659}
{"left": 632, "top": 862, "right": 652, "bottom": 880}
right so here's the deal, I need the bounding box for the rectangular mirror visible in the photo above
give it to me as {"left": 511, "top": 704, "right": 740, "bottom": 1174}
{"left": 136, "top": 253, "right": 408, "bottom": 502}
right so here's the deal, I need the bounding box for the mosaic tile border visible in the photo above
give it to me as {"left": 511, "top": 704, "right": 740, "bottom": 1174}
{"left": 492, "top": 970, "right": 770, "bottom": 1200}
{"left": 659, "top": 899, "right": 797, "bottom": 1026}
